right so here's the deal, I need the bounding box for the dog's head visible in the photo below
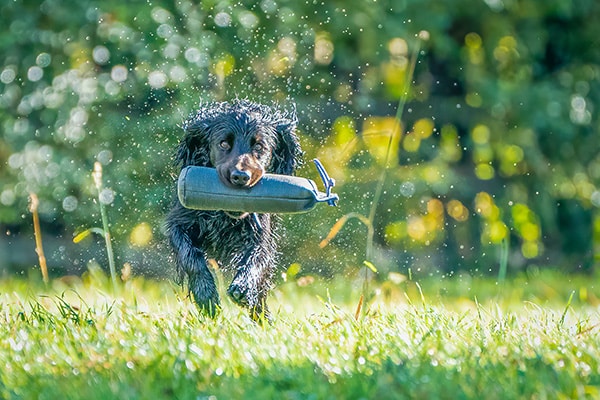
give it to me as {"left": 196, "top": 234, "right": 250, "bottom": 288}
{"left": 177, "top": 100, "right": 302, "bottom": 188}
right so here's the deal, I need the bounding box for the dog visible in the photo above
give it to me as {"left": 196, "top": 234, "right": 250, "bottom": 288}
{"left": 166, "top": 100, "right": 302, "bottom": 320}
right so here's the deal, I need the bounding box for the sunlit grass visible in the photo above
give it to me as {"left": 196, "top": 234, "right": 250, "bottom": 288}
{"left": 0, "top": 270, "right": 599, "bottom": 399}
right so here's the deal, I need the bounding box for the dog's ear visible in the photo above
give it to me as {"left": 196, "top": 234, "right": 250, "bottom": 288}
{"left": 271, "top": 114, "right": 303, "bottom": 175}
{"left": 175, "top": 116, "right": 212, "bottom": 168}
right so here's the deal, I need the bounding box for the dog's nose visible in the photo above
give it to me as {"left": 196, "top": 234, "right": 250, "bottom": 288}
{"left": 230, "top": 169, "right": 251, "bottom": 186}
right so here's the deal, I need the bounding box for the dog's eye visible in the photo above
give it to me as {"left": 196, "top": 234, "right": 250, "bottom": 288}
{"left": 219, "top": 140, "right": 231, "bottom": 151}
{"left": 253, "top": 143, "right": 264, "bottom": 153}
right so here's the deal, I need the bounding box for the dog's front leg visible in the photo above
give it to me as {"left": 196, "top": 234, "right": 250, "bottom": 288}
{"left": 167, "top": 221, "right": 220, "bottom": 317}
{"left": 228, "top": 260, "right": 274, "bottom": 321}
{"left": 227, "top": 216, "right": 276, "bottom": 321}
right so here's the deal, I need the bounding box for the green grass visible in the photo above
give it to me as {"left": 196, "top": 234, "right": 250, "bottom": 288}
{"left": 0, "top": 270, "right": 599, "bottom": 399}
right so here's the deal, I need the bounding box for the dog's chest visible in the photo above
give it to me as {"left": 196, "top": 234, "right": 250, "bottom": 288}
{"left": 196, "top": 212, "right": 245, "bottom": 245}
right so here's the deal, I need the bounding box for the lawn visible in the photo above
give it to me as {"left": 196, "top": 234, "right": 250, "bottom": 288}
{"left": 0, "top": 268, "right": 599, "bottom": 399}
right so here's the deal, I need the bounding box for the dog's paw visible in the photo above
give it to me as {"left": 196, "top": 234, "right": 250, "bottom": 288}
{"left": 190, "top": 282, "right": 221, "bottom": 318}
{"left": 195, "top": 296, "right": 221, "bottom": 318}
{"left": 227, "top": 280, "right": 256, "bottom": 308}
{"left": 227, "top": 283, "right": 250, "bottom": 306}
{"left": 227, "top": 285, "right": 245, "bottom": 304}
{"left": 228, "top": 280, "right": 273, "bottom": 324}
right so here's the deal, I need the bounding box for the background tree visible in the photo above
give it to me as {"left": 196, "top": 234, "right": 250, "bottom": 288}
{"left": 1, "top": 0, "right": 598, "bottom": 277}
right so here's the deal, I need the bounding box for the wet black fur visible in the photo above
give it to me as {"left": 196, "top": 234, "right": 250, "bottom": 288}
{"left": 166, "top": 100, "right": 302, "bottom": 320}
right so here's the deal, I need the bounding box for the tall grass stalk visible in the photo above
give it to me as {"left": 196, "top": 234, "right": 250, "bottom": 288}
{"left": 92, "top": 162, "right": 118, "bottom": 290}
{"left": 498, "top": 237, "right": 509, "bottom": 283}
{"left": 28, "top": 193, "right": 49, "bottom": 284}
{"left": 365, "top": 33, "right": 424, "bottom": 260}
{"left": 321, "top": 32, "right": 427, "bottom": 314}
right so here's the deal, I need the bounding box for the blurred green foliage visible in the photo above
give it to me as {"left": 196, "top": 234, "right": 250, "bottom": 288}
{"left": 1, "top": 0, "right": 599, "bottom": 276}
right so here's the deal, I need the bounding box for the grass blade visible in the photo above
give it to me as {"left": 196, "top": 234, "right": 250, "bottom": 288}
{"left": 559, "top": 290, "right": 575, "bottom": 328}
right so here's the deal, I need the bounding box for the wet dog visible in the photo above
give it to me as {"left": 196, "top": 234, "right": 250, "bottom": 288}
{"left": 166, "top": 100, "right": 302, "bottom": 320}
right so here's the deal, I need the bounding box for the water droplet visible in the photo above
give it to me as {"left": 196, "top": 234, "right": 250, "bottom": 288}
{"left": 0, "top": 67, "right": 16, "bottom": 84}
{"left": 214, "top": 12, "right": 232, "bottom": 27}
{"left": 399, "top": 182, "right": 415, "bottom": 197}
{"left": 99, "top": 188, "right": 115, "bottom": 205}
{"left": 111, "top": 65, "right": 128, "bottom": 82}
{"left": 97, "top": 150, "right": 113, "bottom": 165}
{"left": 92, "top": 46, "right": 110, "bottom": 65}
{"left": 27, "top": 66, "right": 44, "bottom": 82}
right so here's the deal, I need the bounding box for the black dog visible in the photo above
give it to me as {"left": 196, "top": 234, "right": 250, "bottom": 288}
{"left": 166, "top": 100, "right": 302, "bottom": 320}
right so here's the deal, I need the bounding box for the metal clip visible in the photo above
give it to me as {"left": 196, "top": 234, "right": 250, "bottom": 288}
{"left": 312, "top": 159, "right": 339, "bottom": 207}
